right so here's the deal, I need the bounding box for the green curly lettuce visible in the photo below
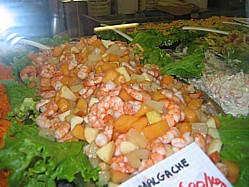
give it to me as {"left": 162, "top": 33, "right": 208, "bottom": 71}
{"left": 1, "top": 80, "right": 40, "bottom": 122}
{"left": 219, "top": 114, "right": 249, "bottom": 187}
{"left": 0, "top": 122, "right": 100, "bottom": 187}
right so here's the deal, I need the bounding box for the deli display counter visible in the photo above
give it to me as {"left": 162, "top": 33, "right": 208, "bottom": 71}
{"left": 0, "top": 0, "right": 248, "bottom": 187}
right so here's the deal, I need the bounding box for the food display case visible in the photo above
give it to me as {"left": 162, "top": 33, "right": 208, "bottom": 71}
{"left": 0, "top": 0, "right": 248, "bottom": 187}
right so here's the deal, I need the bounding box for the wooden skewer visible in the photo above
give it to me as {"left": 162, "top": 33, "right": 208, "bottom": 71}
{"left": 182, "top": 26, "right": 230, "bottom": 35}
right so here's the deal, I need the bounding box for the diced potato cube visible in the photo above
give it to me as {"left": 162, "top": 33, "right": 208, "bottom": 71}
{"left": 208, "top": 127, "right": 220, "bottom": 139}
{"left": 120, "top": 141, "right": 138, "bottom": 154}
{"left": 208, "top": 139, "right": 223, "bottom": 155}
{"left": 115, "top": 67, "right": 131, "bottom": 82}
{"left": 126, "top": 152, "right": 141, "bottom": 169}
{"left": 142, "top": 72, "right": 153, "bottom": 81}
{"left": 111, "top": 170, "right": 130, "bottom": 184}
{"left": 84, "top": 126, "right": 99, "bottom": 143}
{"left": 146, "top": 110, "right": 162, "bottom": 124}
{"left": 60, "top": 85, "right": 77, "bottom": 101}
{"left": 59, "top": 110, "right": 71, "bottom": 121}
{"left": 126, "top": 128, "right": 149, "bottom": 148}
{"left": 144, "top": 100, "right": 164, "bottom": 113}
{"left": 132, "top": 148, "right": 150, "bottom": 160}
{"left": 70, "top": 115, "right": 84, "bottom": 130}
{"left": 70, "top": 84, "right": 83, "bottom": 92}
{"left": 206, "top": 116, "right": 217, "bottom": 128}
{"left": 191, "top": 123, "right": 208, "bottom": 135}
{"left": 96, "top": 141, "right": 115, "bottom": 163}
{"left": 89, "top": 97, "right": 99, "bottom": 107}
{"left": 130, "top": 74, "right": 145, "bottom": 82}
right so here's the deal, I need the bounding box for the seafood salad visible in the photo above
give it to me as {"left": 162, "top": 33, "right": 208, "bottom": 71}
{"left": 2, "top": 35, "right": 238, "bottom": 186}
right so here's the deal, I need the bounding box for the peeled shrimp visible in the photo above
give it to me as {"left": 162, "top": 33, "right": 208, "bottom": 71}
{"left": 160, "top": 99, "right": 183, "bottom": 127}
{"left": 114, "top": 134, "right": 126, "bottom": 156}
{"left": 110, "top": 155, "right": 137, "bottom": 174}
{"left": 40, "top": 101, "right": 59, "bottom": 117}
{"left": 122, "top": 84, "right": 151, "bottom": 101}
{"left": 20, "top": 66, "right": 37, "bottom": 81}
{"left": 83, "top": 73, "right": 104, "bottom": 87}
{"left": 140, "top": 139, "right": 166, "bottom": 171}
{"left": 123, "top": 100, "right": 142, "bottom": 115}
{"left": 40, "top": 63, "right": 57, "bottom": 79}
{"left": 35, "top": 113, "right": 60, "bottom": 129}
{"left": 171, "top": 132, "right": 193, "bottom": 152}
{"left": 95, "top": 116, "right": 114, "bottom": 147}
{"left": 54, "top": 121, "right": 71, "bottom": 140}
{"left": 159, "top": 127, "right": 181, "bottom": 144}
{"left": 77, "top": 64, "right": 91, "bottom": 80}
{"left": 193, "top": 132, "right": 207, "bottom": 152}
{"left": 79, "top": 86, "right": 96, "bottom": 99}
{"left": 97, "top": 96, "right": 124, "bottom": 126}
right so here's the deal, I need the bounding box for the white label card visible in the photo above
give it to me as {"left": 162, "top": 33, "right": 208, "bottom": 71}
{"left": 119, "top": 142, "right": 232, "bottom": 187}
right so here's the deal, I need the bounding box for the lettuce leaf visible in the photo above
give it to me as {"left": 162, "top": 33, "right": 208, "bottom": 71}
{"left": 1, "top": 80, "right": 40, "bottom": 122}
{"left": 219, "top": 114, "right": 249, "bottom": 187}
{"left": 161, "top": 52, "right": 204, "bottom": 78}
{"left": 0, "top": 122, "right": 99, "bottom": 187}
{"left": 131, "top": 31, "right": 204, "bottom": 78}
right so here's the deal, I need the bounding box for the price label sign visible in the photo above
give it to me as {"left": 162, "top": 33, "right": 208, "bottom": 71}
{"left": 120, "top": 142, "right": 232, "bottom": 187}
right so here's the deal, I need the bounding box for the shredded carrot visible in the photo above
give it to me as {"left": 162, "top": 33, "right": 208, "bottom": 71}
{"left": 0, "top": 119, "right": 11, "bottom": 187}
{"left": 0, "top": 85, "right": 11, "bottom": 120}
{"left": 0, "top": 64, "right": 13, "bottom": 81}
{"left": 0, "top": 83, "right": 12, "bottom": 187}
{"left": 0, "top": 169, "right": 10, "bottom": 187}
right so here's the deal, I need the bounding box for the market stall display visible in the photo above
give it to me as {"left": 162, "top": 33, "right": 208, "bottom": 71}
{"left": 0, "top": 16, "right": 248, "bottom": 187}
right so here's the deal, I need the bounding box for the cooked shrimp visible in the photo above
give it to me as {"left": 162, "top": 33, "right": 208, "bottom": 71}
{"left": 51, "top": 74, "right": 64, "bottom": 91}
{"left": 114, "top": 134, "right": 126, "bottom": 156}
{"left": 171, "top": 132, "right": 193, "bottom": 152}
{"left": 83, "top": 73, "right": 104, "bottom": 87}
{"left": 29, "top": 52, "right": 47, "bottom": 66}
{"left": 140, "top": 139, "right": 166, "bottom": 171}
{"left": 35, "top": 113, "right": 60, "bottom": 129}
{"left": 54, "top": 121, "right": 71, "bottom": 140}
{"left": 160, "top": 90, "right": 181, "bottom": 103}
{"left": 110, "top": 155, "right": 137, "bottom": 174}
{"left": 68, "top": 57, "right": 78, "bottom": 70}
{"left": 95, "top": 123, "right": 114, "bottom": 147}
{"left": 39, "top": 90, "right": 56, "bottom": 99}
{"left": 77, "top": 64, "right": 91, "bottom": 80}
{"left": 122, "top": 84, "right": 151, "bottom": 101}
{"left": 20, "top": 66, "right": 37, "bottom": 81}
{"left": 139, "top": 65, "right": 161, "bottom": 78}
{"left": 123, "top": 100, "right": 142, "bottom": 115}
{"left": 40, "top": 101, "right": 59, "bottom": 117}
{"left": 193, "top": 132, "right": 206, "bottom": 152}
{"left": 95, "top": 115, "right": 114, "bottom": 147}
{"left": 96, "top": 81, "right": 122, "bottom": 100}
{"left": 40, "top": 63, "right": 57, "bottom": 79}
{"left": 159, "top": 127, "right": 181, "bottom": 144}
{"left": 88, "top": 103, "right": 102, "bottom": 128}
{"left": 97, "top": 96, "right": 124, "bottom": 125}
{"left": 161, "top": 100, "right": 183, "bottom": 127}
{"left": 120, "top": 62, "right": 138, "bottom": 74}
{"left": 79, "top": 86, "right": 96, "bottom": 99}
